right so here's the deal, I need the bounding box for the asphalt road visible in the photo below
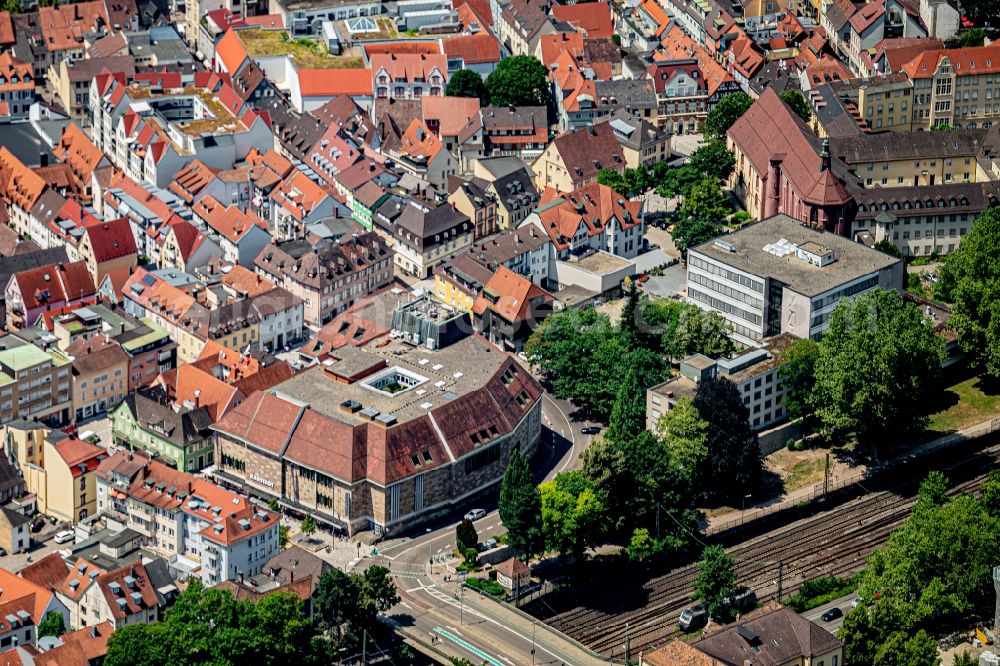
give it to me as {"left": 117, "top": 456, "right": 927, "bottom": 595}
{"left": 801, "top": 593, "right": 858, "bottom": 635}
{"left": 372, "top": 391, "right": 600, "bottom": 664}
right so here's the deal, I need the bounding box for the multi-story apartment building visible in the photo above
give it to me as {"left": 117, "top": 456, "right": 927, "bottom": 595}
{"left": 97, "top": 451, "right": 280, "bottom": 585}
{"left": 607, "top": 109, "right": 672, "bottom": 169}
{"left": 686, "top": 214, "right": 904, "bottom": 347}
{"left": 448, "top": 178, "right": 497, "bottom": 240}
{"left": 474, "top": 160, "right": 540, "bottom": 230}
{"left": 829, "top": 129, "right": 984, "bottom": 188}
{"left": 0, "top": 568, "right": 69, "bottom": 648}
{"left": 67, "top": 336, "right": 129, "bottom": 423}
{"left": 5, "top": 261, "right": 97, "bottom": 331}
{"left": 41, "top": 435, "right": 105, "bottom": 522}
{"left": 906, "top": 43, "right": 1000, "bottom": 130}
{"left": 212, "top": 329, "right": 543, "bottom": 536}
{"left": 84, "top": 559, "right": 174, "bottom": 629}
{"left": 0, "top": 344, "right": 73, "bottom": 426}
{"left": 646, "top": 334, "right": 796, "bottom": 432}
{"left": 89, "top": 74, "right": 274, "bottom": 188}
{"left": 372, "top": 197, "right": 473, "bottom": 278}
{"left": 112, "top": 392, "right": 214, "bottom": 472}
{"left": 481, "top": 106, "right": 549, "bottom": 159}
{"left": 532, "top": 122, "right": 626, "bottom": 192}
{"left": 370, "top": 53, "right": 448, "bottom": 101}
{"left": 0, "top": 52, "right": 35, "bottom": 123}
{"left": 254, "top": 233, "right": 393, "bottom": 329}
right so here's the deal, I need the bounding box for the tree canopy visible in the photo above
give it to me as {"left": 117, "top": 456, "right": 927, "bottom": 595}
{"left": 689, "top": 140, "right": 737, "bottom": 181}
{"left": 703, "top": 93, "right": 753, "bottom": 140}
{"left": 777, "top": 338, "right": 820, "bottom": 420}
{"left": 539, "top": 471, "right": 607, "bottom": 560}
{"left": 105, "top": 580, "right": 326, "bottom": 666}
{"left": 485, "top": 56, "right": 550, "bottom": 107}
{"left": 961, "top": 2, "right": 999, "bottom": 31}
{"left": 693, "top": 377, "right": 761, "bottom": 501}
{"left": 661, "top": 304, "right": 735, "bottom": 361}
{"left": 654, "top": 396, "right": 708, "bottom": 485}
{"left": 680, "top": 177, "right": 732, "bottom": 224}
{"left": 606, "top": 365, "right": 647, "bottom": 444}
{"left": 810, "top": 289, "right": 944, "bottom": 446}
{"left": 779, "top": 90, "right": 812, "bottom": 123}
{"left": 839, "top": 472, "right": 1000, "bottom": 666}
{"left": 956, "top": 27, "right": 987, "bottom": 48}
{"left": 935, "top": 207, "right": 1000, "bottom": 375}
{"left": 692, "top": 545, "right": 738, "bottom": 622}
{"left": 499, "top": 446, "right": 544, "bottom": 559}
{"left": 445, "top": 69, "right": 490, "bottom": 105}
{"left": 313, "top": 566, "right": 399, "bottom": 649}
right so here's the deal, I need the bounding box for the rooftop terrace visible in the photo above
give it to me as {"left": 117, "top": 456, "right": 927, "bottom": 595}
{"left": 239, "top": 30, "right": 365, "bottom": 68}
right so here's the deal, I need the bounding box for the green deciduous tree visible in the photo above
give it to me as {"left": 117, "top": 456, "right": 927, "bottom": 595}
{"left": 956, "top": 27, "right": 987, "bottom": 47}
{"left": 692, "top": 545, "right": 737, "bottom": 621}
{"left": 680, "top": 177, "right": 732, "bottom": 224}
{"left": 693, "top": 377, "right": 761, "bottom": 501}
{"left": 106, "top": 580, "right": 323, "bottom": 666}
{"left": 915, "top": 470, "right": 948, "bottom": 513}
{"left": 671, "top": 216, "right": 719, "bottom": 257}
{"left": 655, "top": 164, "right": 703, "bottom": 199}
{"left": 874, "top": 630, "right": 941, "bottom": 666}
{"left": 936, "top": 207, "right": 1000, "bottom": 374}
{"left": 0, "top": 0, "right": 19, "bottom": 12}
{"left": 606, "top": 365, "right": 646, "bottom": 444}
{"left": 704, "top": 93, "right": 754, "bottom": 140}
{"left": 961, "top": 2, "right": 998, "bottom": 32}
{"left": 654, "top": 396, "right": 708, "bottom": 485}
{"left": 538, "top": 471, "right": 607, "bottom": 560}
{"left": 485, "top": 56, "right": 550, "bottom": 107}
{"left": 689, "top": 140, "right": 736, "bottom": 181}
{"left": 954, "top": 651, "right": 977, "bottom": 666}
{"left": 446, "top": 69, "right": 490, "bottom": 104}
{"left": 874, "top": 238, "right": 903, "bottom": 258}
{"left": 456, "top": 518, "right": 478, "bottom": 553}
{"left": 37, "top": 611, "right": 64, "bottom": 638}
{"left": 627, "top": 527, "right": 656, "bottom": 561}
{"left": 301, "top": 514, "right": 316, "bottom": 536}
{"left": 779, "top": 90, "right": 812, "bottom": 123}
{"left": 810, "top": 289, "right": 944, "bottom": 446}
{"left": 499, "top": 446, "right": 544, "bottom": 559}
{"left": 777, "top": 338, "right": 820, "bottom": 420}
{"left": 661, "top": 304, "right": 735, "bottom": 361}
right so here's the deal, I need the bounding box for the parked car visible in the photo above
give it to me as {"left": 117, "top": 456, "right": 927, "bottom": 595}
{"left": 53, "top": 530, "right": 74, "bottom": 544}
{"left": 464, "top": 509, "right": 486, "bottom": 521}
{"left": 678, "top": 604, "right": 708, "bottom": 632}
{"left": 581, "top": 426, "right": 601, "bottom": 435}
{"left": 850, "top": 597, "right": 862, "bottom": 609}
{"left": 478, "top": 538, "right": 498, "bottom": 552}
{"left": 821, "top": 607, "right": 843, "bottom": 622}
{"left": 29, "top": 517, "right": 44, "bottom": 533}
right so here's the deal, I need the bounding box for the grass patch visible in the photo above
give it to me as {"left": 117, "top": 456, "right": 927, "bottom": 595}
{"left": 785, "top": 574, "right": 857, "bottom": 612}
{"left": 466, "top": 577, "right": 505, "bottom": 597}
{"left": 783, "top": 457, "right": 826, "bottom": 492}
{"left": 926, "top": 375, "right": 1000, "bottom": 434}
{"left": 239, "top": 29, "right": 364, "bottom": 69}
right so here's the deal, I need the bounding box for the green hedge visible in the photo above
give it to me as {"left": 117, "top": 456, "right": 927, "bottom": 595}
{"left": 785, "top": 574, "right": 857, "bottom": 612}
{"left": 466, "top": 577, "right": 506, "bottom": 598}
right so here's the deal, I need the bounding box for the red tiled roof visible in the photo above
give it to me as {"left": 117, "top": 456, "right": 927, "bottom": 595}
{"left": 11, "top": 261, "right": 96, "bottom": 311}
{"left": 535, "top": 181, "right": 642, "bottom": 251}
{"left": 85, "top": 217, "right": 137, "bottom": 263}
{"left": 0, "top": 53, "right": 32, "bottom": 93}
{"left": 171, "top": 363, "right": 243, "bottom": 422}
{"left": 298, "top": 68, "right": 372, "bottom": 97}
{"left": 551, "top": 1, "right": 613, "bottom": 39}
{"left": 849, "top": 0, "right": 884, "bottom": 33}
{"left": 443, "top": 31, "right": 501, "bottom": 65}
{"left": 52, "top": 437, "right": 105, "bottom": 477}
{"left": 38, "top": 1, "right": 109, "bottom": 53}
{"left": 364, "top": 41, "right": 441, "bottom": 58}
{"left": 727, "top": 88, "right": 851, "bottom": 206}
{"left": 902, "top": 42, "right": 1000, "bottom": 79}
{"left": 18, "top": 553, "right": 69, "bottom": 592}
{"left": 59, "top": 557, "right": 107, "bottom": 600}
{"left": 871, "top": 37, "right": 943, "bottom": 74}
{"left": 0, "top": 147, "right": 46, "bottom": 212}
{"left": 36, "top": 621, "right": 113, "bottom": 666}
{"left": 192, "top": 196, "right": 261, "bottom": 244}
{"left": 0, "top": 566, "right": 54, "bottom": 625}
{"left": 96, "top": 562, "right": 160, "bottom": 620}
{"left": 215, "top": 29, "right": 249, "bottom": 74}
{"left": 369, "top": 53, "right": 448, "bottom": 85}
{"left": 473, "top": 265, "right": 553, "bottom": 322}
{"left": 551, "top": 122, "right": 625, "bottom": 187}
{"left": 0, "top": 11, "right": 14, "bottom": 45}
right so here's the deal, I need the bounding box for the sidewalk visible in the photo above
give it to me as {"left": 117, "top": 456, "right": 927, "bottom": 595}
{"left": 450, "top": 578, "right": 609, "bottom": 666}
{"left": 706, "top": 416, "right": 1000, "bottom": 533}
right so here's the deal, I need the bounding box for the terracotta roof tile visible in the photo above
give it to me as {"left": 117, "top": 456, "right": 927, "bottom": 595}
{"left": 18, "top": 553, "right": 69, "bottom": 592}
{"left": 473, "top": 265, "right": 553, "bottom": 321}
{"left": 85, "top": 217, "right": 137, "bottom": 263}
{"left": 298, "top": 68, "right": 372, "bottom": 97}
{"left": 551, "top": 1, "right": 613, "bottom": 39}
{"left": 442, "top": 31, "right": 501, "bottom": 65}
{"left": 550, "top": 122, "right": 625, "bottom": 188}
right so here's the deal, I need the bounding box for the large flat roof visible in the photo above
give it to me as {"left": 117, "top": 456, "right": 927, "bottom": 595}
{"left": 275, "top": 334, "right": 509, "bottom": 425}
{"left": 690, "top": 214, "right": 900, "bottom": 297}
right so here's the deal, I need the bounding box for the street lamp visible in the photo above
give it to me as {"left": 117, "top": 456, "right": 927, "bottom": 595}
{"left": 531, "top": 619, "right": 538, "bottom": 665}
{"left": 426, "top": 528, "right": 433, "bottom": 574}
{"left": 741, "top": 494, "right": 752, "bottom": 526}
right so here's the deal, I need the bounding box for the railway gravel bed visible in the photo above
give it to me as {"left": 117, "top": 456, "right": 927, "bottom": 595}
{"left": 523, "top": 437, "right": 1000, "bottom": 657}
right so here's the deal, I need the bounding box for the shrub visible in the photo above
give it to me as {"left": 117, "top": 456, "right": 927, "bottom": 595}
{"left": 466, "top": 577, "right": 506, "bottom": 597}
{"left": 785, "top": 575, "right": 856, "bottom": 612}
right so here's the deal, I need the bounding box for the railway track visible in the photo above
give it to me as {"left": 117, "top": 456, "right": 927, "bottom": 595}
{"left": 525, "top": 437, "right": 1000, "bottom": 657}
